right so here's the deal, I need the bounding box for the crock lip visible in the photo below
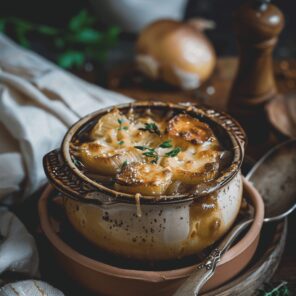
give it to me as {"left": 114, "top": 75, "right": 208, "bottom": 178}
{"left": 61, "top": 101, "right": 245, "bottom": 204}
{"left": 38, "top": 178, "right": 264, "bottom": 282}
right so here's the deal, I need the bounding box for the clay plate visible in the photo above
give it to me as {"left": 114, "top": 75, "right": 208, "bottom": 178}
{"left": 38, "top": 178, "right": 264, "bottom": 296}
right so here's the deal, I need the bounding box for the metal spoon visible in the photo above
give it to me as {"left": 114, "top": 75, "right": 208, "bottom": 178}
{"left": 173, "top": 139, "right": 296, "bottom": 296}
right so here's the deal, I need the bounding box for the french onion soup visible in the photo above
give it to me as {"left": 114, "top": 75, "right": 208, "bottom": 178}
{"left": 70, "top": 107, "right": 231, "bottom": 197}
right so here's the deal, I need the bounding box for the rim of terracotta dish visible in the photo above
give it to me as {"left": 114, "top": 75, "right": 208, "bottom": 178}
{"left": 60, "top": 101, "right": 246, "bottom": 204}
{"left": 39, "top": 177, "right": 264, "bottom": 283}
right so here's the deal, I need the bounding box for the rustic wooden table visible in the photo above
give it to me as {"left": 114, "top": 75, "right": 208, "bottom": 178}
{"left": 8, "top": 57, "right": 296, "bottom": 295}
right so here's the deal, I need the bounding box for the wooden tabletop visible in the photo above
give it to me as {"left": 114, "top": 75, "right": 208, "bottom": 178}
{"left": 107, "top": 57, "right": 296, "bottom": 110}
{"left": 8, "top": 57, "right": 296, "bottom": 295}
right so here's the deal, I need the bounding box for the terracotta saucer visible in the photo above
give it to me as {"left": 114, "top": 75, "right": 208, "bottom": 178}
{"left": 38, "top": 178, "right": 264, "bottom": 296}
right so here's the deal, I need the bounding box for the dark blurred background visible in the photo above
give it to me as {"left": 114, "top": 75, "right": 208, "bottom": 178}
{"left": 0, "top": 0, "right": 295, "bottom": 58}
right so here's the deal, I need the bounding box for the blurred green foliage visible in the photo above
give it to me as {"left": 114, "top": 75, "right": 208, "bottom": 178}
{"left": 0, "top": 10, "right": 120, "bottom": 69}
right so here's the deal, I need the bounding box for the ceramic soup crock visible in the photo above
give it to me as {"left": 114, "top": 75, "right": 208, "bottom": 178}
{"left": 43, "top": 101, "right": 246, "bottom": 261}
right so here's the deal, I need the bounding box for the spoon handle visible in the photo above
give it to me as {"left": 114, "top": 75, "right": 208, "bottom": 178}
{"left": 173, "top": 218, "right": 253, "bottom": 296}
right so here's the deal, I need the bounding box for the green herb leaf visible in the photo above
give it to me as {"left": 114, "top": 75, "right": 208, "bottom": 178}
{"left": 134, "top": 146, "right": 148, "bottom": 151}
{"left": 69, "top": 10, "right": 95, "bottom": 32}
{"left": 159, "top": 140, "right": 173, "bottom": 148}
{"left": 121, "top": 160, "right": 128, "bottom": 169}
{"left": 15, "top": 26, "right": 30, "bottom": 48}
{"left": 118, "top": 141, "right": 124, "bottom": 145}
{"left": 57, "top": 50, "right": 85, "bottom": 69}
{"left": 143, "top": 151, "right": 156, "bottom": 157}
{"left": 142, "top": 148, "right": 159, "bottom": 164}
{"left": 165, "top": 147, "right": 181, "bottom": 157}
{"left": 0, "top": 10, "right": 119, "bottom": 69}
{"left": 139, "top": 122, "right": 161, "bottom": 135}
{"left": 37, "top": 25, "right": 58, "bottom": 35}
{"left": 14, "top": 19, "right": 32, "bottom": 31}
{"left": 106, "top": 26, "right": 120, "bottom": 42}
{"left": 54, "top": 37, "right": 65, "bottom": 49}
{"left": 71, "top": 28, "right": 103, "bottom": 44}
{"left": 117, "top": 118, "right": 129, "bottom": 130}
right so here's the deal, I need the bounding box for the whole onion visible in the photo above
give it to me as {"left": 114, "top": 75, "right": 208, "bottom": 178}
{"left": 136, "top": 19, "right": 216, "bottom": 90}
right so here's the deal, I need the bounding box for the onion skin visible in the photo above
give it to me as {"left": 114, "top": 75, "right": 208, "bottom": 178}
{"left": 136, "top": 19, "right": 216, "bottom": 89}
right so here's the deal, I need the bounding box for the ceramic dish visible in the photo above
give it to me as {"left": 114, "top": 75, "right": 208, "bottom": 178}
{"left": 43, "top": 101, "right": 246, "bottom": 261}
{"left": 38, "top": 177, "right": 264, "bottom": 295}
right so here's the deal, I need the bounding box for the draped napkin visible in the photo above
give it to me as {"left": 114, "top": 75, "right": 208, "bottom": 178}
{"left": 0, "top": 33, "right": 132, "bottom": 294}
{"left": 0, "top": 33, "right": 132, "bottom": 203}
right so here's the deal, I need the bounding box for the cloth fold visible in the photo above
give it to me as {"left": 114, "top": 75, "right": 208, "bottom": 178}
{"left": 0, "top": 208, "right": 39, "bottom": 277}
{"left": 0, "top": 33, "right": 132, "bottom": 201}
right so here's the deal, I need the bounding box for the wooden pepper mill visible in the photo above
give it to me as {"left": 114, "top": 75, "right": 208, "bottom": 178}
{"left": 228, "top": 0, "right": 284, "bottom": 143}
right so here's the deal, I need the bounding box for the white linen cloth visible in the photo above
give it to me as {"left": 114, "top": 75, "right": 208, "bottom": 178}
{"left": 0, "top": 280, "right": 64, "bottom": 296}
{"left": 0, "top": 33, "right": 133, "bottom": 294}
{"left": 0, "top": 208, "right": 38, "bottom": 277}
{"left": 0, "top": 33, "right": 132, "bottom": 202}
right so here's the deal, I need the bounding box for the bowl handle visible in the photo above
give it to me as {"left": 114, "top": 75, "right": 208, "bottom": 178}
{"left": 43, "top": 149, "right": 110, "bottom": 205}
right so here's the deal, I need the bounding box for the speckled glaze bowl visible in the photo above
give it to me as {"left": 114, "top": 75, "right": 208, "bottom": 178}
{"left": 43, "top": 101, "right": 246, "bottom": 261}
{"left": 38, "top": 178, "right": 264, "bottom": 295}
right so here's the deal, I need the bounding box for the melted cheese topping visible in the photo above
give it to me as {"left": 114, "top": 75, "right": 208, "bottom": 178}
{"left": 71, "top": 108, "right": 223, "bottom": 196}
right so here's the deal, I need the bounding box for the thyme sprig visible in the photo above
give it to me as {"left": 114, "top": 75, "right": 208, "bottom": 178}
{"left": 139, "top": 122, "right": 161, "bottom": 135}
{"left": 134, "top": 145, "right": 148, "bottom": 151}
{"left": 165, "top": 147, "right": 181, "bottom": 157}
{"left": 159, "top": 139, "right": 173, "bottom": 148}
{"left": 135, "top": 140, "right": 181, "bottom": 164}
{"left": 134, "top": 146, "right": 159, "bottom": 164}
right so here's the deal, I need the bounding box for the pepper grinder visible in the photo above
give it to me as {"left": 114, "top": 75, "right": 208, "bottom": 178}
{"left": 228, "top": 0, "right": 284, "bottom": 143}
